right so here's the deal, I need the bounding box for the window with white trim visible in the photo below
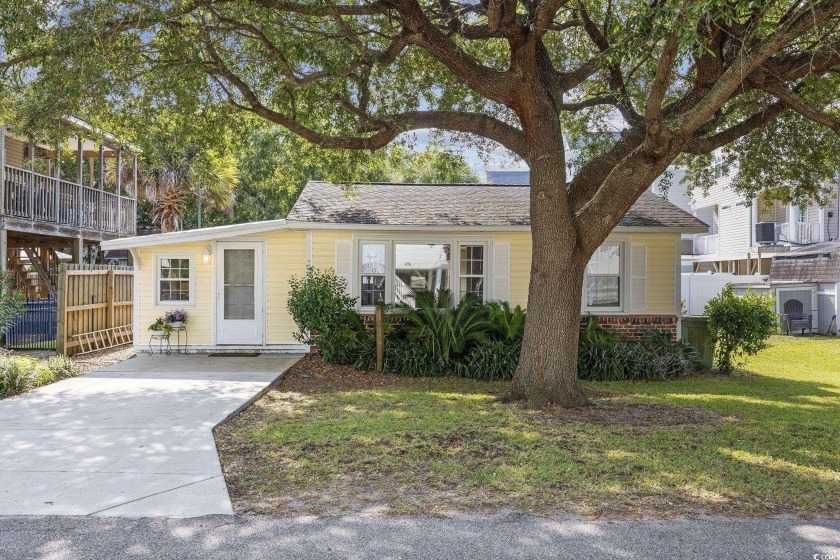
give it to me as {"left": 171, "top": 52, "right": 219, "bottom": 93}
{"left": 459, "top": 245, "right": 485, "bottom": 300}
{"left": 585, "top": 243, "right": 622, "bottom": 309}
{"left": 355, "top": 238, "right": 489, "bottom": 309}
{"left": 155, "top": 254, "right": 195, "bottom": 306}
{"left": 360, "top": 242, "right": 386, "bottom": 306}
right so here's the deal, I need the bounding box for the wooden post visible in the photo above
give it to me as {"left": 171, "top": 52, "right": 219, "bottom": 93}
{"left": 375, "top": 303, "right": 385, "bottom": 372}
{"left": 116, "top": 149, "right": 122, "bottom": 233}
{"left": 0, "top": 127, "right": 7, "bottom": 271}
{"left": 98, "top": 141, "right": 104, "bottom": 231}
{"left": 0, "top": 125, "right": 6, "bottom": 219}
{"left": 106, "top": 268, "right": 115, "bottom": 330}
{"left": 132, "top": 154, "right": 138, "bottom": 235}
{"left": 56, "top": 263, "right": 68, "bottom": 355}
{"left": 54, "top": 142, "right": 61, "bottom": 222}
{"left": 28, "top": 143, "right": 35, "bottom": 219}
{"left": 77, "top": 137, "right": 84, "bottom": 227}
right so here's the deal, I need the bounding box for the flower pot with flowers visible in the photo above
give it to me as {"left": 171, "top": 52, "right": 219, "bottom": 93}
{"left": 148, "top": 317, "right": 173, "bottom": 338}
{"left": 164, "top": 309, "right": 189, "bottom": 330}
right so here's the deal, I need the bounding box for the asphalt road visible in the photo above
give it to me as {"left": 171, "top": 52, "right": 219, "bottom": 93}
{"left": 1, "top": 514, "right": 838, "bottom": 559}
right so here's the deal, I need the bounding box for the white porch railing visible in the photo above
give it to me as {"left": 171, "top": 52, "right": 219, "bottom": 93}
{"left": 780, "top": 221, "right": 820, "bottom": 245}
{"left": 693, "top": 233, "right": 719, "bottom": 255}
{"left": 2, "top": 164, "right": 135, "bottom": 235}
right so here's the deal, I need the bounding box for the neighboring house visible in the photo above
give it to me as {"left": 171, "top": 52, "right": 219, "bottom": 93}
{"left": 1, "top": 120, "right": 138, "bottom": 299}
{"left": 768, "top": 241, "right": 840, "bottom": 335}
{"left": 486, "top": 169, "right": 530, "bottom": 185}
{"left": 687, "top": 149, "right": 840, "bottom": 275}
{"left": 102, "top": 181, "right": 707, "bottom": 353}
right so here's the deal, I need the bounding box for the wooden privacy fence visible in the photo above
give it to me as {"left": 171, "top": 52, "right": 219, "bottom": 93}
{"left": 56, "top": 264, "right": 135, "bottom": 356}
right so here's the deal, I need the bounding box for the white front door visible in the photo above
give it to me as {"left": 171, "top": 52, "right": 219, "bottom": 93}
{"left": 216, "top": 241, "right": 264, "bottom": 345}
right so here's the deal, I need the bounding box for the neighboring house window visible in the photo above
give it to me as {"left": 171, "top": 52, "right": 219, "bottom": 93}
{"left": 356, "top": 238, "right": 489, "bottom": 309}
{"left": 585, "top": 243, "right": 622, "bottom": 309}
{"left": 459, "top": 245, "right": 485, "bottom": 300}
{"left": 360, "top": 243, "right": 386, "bottom": 306}
{"left": 712, "top": 150, "right": 726, "bottom": 179}
{"left": 155, "top": 254, "right": 194, "bottom": 306}
{"left": 394, "top": 243, "right": 450, "bottom": 306}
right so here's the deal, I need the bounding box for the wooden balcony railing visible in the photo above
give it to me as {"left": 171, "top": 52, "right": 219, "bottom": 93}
{"left": 2, "top": 164, "right": 135, "bottom": 235}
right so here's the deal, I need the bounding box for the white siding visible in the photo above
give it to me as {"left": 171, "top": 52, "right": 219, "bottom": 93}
{"left": 717, "top": 203, "right": 751, "bottom": 258}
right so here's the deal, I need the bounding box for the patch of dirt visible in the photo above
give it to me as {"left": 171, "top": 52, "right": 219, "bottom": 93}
{"left": 280, "top": 354, "right": 725, "bottom": 428}
{"left": 533, "top": 398, "right": 727, "bottom": 427}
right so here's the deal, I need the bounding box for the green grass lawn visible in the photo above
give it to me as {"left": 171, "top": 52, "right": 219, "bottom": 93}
{"left": 215, "top": 335, "right": 840, "bottom": 518}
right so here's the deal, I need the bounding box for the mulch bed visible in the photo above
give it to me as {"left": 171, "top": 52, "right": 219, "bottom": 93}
{"left": 280, "top": 354, "right": 724, "bottom": 428}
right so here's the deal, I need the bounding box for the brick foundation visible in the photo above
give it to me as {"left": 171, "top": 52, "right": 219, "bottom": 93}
{"left": 358, "top": 312, "right": 678, "bottom": 340}
{"left": 582, "top": 314, "right": 678, "bottom": 340}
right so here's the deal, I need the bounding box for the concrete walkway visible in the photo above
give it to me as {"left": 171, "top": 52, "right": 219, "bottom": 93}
{"left": 0, "top": 514, "right": 838, "bottom": 559}
{"left": 0, "top": 353, "right": 300, "bottom": 518}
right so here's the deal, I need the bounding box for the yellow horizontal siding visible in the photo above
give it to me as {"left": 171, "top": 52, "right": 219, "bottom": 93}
{"left": 632, "top": 233, "right": 677, "bottom": 314}
{"left": 264, "top": 230, "right": 308, "bottom": 344}
{"left": 135, "top": 231, "right": 308, "bottom": 347}
{"left": 134, "top": 227, "right": 678, "bottom": 348}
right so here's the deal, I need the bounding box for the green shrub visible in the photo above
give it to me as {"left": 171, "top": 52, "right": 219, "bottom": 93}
{"left": 0, "top": 271, "right": 26, "bottom": 334}
{"left": 287, "top": 266, "right": 357, "bottom": 345}
{"left": 46, "top": 355, "right": 80, "bottom": 380}
{"left": 0, "top": 354, "right": 81, "bottom": 398}
{"left": 397, "top": 291, "right": 491, "bottom": 371}
{"left": 704, "top": 285, "right": 779, "bottom": 373}
{"left": 577, "top": 317, "right": 707, "bottom": 381}
{"left": 577, "top": 317, "right": 628, "bottom": 381}
{"left": 456, "top": 340, "right": 521, "bottom": 380}
{"left": 0, "top": 357, "right": 35, "bottom": 397}
{"left": 386, "top": 337, "right": 446, "bottom": 377}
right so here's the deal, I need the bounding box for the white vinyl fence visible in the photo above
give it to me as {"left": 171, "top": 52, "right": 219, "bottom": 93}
{"left": 681, "top": 273, "right": 769, "bottom": 316}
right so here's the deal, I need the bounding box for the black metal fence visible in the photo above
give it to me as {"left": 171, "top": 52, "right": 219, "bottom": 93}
{"left": 4, "top": 298, "right": 57, "bottom": 350}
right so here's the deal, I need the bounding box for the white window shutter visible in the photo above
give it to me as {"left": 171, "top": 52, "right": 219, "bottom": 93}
{"left": 334, "top": 240, "right": 353, "bottom": 297}
{"left": 630, "top": 243, "right": 647, "bottom": 313}
{"left": 492, "top": 242, "right": 510, "bottom": 302}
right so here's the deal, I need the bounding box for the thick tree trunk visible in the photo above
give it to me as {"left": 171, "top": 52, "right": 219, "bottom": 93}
{"left": 506, "top": 139, "right": 591, "bottom": 408}
{"left": 507, "top": 234, "right": 590, "bottom": 408}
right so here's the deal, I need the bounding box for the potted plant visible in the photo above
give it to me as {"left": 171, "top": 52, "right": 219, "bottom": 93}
{"left": 164, "top": 309, "right": 188, "bottom": 329}
{"left": 148, "top": 317, "right": 173, "bottom": 337}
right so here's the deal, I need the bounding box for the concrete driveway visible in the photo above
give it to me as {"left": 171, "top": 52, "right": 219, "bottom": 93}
{"left": 0, "top": 353, "right": 300, "bottom": 518}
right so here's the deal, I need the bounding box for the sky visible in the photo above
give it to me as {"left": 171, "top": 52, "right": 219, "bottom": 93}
{"left": 400, "top": 129, "right": 528, "bottom": 180}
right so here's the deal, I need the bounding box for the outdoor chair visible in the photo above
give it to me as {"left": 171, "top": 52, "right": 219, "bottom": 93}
{"left": 781, "top": 299, "right": 813, "bottom": 336}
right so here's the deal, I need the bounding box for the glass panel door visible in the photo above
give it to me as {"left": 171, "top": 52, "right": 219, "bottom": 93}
{"left": 223, "top": 249, "right": 255, "bottom": 320}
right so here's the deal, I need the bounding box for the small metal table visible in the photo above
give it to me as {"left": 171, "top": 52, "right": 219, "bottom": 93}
{"left": 171, "top": 326, "right": 188, "bottom": 354}
{"left": 148, "top": 332, "right": 171, "bottom": 355}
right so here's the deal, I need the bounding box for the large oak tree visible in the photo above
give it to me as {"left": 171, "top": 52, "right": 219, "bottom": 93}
{"left": 3, "top": 0, "right": 840, "bottom": 407}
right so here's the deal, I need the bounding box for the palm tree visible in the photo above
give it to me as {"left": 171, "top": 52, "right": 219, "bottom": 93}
{"left": 125, "top": 143, "right": 237, "bottom": 232}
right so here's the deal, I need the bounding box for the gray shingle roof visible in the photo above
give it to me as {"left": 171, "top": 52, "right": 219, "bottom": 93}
{"left": 287, "top": 181, "right": 709, "bottom": 230}
{"left": 769, "top": 241, "right": 840, "bottom": 283}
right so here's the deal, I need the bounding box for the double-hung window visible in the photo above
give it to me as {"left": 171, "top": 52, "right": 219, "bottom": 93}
{"left": 585, "top": 243, "right": 622, "bottom": 309}
{"left": 360, "top": 243, "right": 386, "bottom": 306}
{"left": 155, "top": 254, "right": 194, "bottom": 306}
{"left": 459, "top": 245, "right": 485, "bottom": 300}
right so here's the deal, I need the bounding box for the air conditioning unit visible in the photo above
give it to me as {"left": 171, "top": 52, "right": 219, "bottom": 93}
{"left": 755, "top": 221, "right": 778, "bottom": 244}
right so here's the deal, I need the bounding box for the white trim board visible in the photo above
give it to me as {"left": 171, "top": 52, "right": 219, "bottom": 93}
{"left": 103, "top": 220, "right": 708, "bottom": 250}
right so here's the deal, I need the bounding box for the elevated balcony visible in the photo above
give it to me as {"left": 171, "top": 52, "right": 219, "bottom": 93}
{"left": 2, "top": 164, "right": 135, "bottom": 239}
{"left": 693, "top": 233, "right": 719, "bottom": 255}
{"left": 779, "top": 221, "right": 821, "bottom": 245}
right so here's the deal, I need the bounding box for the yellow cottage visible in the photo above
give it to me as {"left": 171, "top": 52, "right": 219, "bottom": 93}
{"left": 101, "top": 181, "right": 708, "bottom": 352}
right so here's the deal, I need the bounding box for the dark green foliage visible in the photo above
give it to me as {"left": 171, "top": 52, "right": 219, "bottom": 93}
{"left": 577, "top": 317, "right": 627, "bottom": 381}
{"left": 0, "top": 271, "right": 26, "bottom": 334}
{"left": 455, "top": 340, "right": 521, "bottom": 381}
{"left": 299, "top": 281, "right": 706, "bottom": 381}
{"left": 287, "top": 266, "right": 357, "bottom": 345}
{"left": 396, "top": 291, "right": 492, "bottom": 371}
{"left": 705, "top": 285, "right": 779, "bottom": 373}
{"left": 577, "top": 316, "right": 708, "bottom": 382}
